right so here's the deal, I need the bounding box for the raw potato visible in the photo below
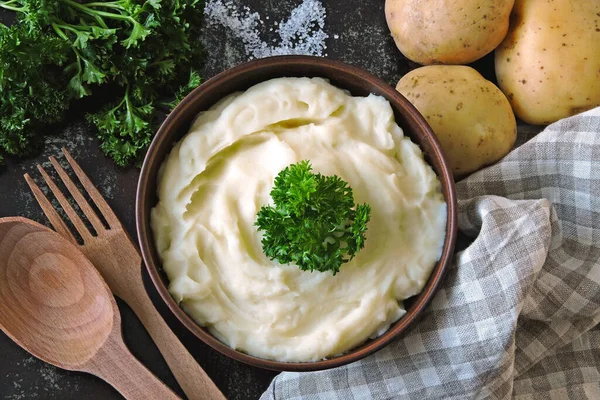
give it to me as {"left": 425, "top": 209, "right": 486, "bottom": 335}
{"left": 397, "top": 66, "right": 517, "bottom": 177}
{"left": 385, "top": 0, "right": 514, "bottom": 65}
{"left": 495, "top": 0, "right": 600, "bottom": 125}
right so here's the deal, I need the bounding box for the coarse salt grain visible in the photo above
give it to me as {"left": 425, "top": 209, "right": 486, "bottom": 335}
{"left": 204, "top": 0, "right": 329, "bottom": 59}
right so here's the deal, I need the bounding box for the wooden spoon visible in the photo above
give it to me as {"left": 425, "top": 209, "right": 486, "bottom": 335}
{"left": 0, "top": 217, "right": 180, "bottom": 400}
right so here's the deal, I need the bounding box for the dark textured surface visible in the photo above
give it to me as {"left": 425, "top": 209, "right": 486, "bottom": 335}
{"left": 0, "top": 1, "right": 496, "bottom": 399}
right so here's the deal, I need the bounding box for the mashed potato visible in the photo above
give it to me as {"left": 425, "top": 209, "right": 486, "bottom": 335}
{"left": 151, "top": 77, "right": 446, "bottom": 362}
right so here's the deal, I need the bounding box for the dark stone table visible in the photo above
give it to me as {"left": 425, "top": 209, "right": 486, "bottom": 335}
{"left": 0, "top": 1, "right": 496, "bottom": 399}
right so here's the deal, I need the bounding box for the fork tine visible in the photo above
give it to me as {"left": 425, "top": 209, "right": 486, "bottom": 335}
{"left": 61, "top": 148, "right": 121, "bottom": 229}
{"left": 24, "top": 173, "right": 78, "bottom": 245}
{"left": 49, "top": 156, "right": 105, "bottom": 235}
{"left": 37, "top": 164, "right": 93, "bottom": 242}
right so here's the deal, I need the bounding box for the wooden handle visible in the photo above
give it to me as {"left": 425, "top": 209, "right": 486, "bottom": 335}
{"left": 86, "top": 334, "right": 181, "bottom": 400}
{"left": 125, "top": 272, "right": 226, "bottom": 400}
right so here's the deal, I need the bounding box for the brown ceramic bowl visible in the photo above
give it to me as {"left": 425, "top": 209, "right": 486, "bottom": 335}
{"left": 136, "top": 56, "right": 457, "bottom": 372}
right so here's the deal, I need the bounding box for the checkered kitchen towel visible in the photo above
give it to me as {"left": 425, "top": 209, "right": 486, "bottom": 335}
{"left": 261, "top": 107, "right": 600, "bottom": 400}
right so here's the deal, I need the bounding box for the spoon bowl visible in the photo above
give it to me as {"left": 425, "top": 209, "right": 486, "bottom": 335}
{"left": 0, "top": 218, "right": 114, "bottom": 368}
{"left": 0, "top": 217, "right": 179, "bottom": 400}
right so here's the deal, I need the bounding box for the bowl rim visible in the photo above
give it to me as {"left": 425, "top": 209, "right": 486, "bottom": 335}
{"left": 136, "top": 55, "right": 457, "bottom": 372}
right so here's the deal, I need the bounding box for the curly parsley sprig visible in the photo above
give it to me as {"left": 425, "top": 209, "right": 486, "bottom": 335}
{"left": 256, "top": 160, "right": 371, "bottom": 275}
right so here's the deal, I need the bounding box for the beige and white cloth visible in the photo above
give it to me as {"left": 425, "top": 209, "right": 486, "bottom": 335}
{"left": 261, "top": 107, "right": 600, "bottom": 400}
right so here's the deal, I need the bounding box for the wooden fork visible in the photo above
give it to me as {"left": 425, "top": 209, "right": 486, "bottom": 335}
{"left": 25, "top": 148, "right": 226, "bottom": 400}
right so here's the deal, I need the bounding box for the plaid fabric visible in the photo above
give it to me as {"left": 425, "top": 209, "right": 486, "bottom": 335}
{"left": 261, "top": 107, "right": 600, "bottom": 400}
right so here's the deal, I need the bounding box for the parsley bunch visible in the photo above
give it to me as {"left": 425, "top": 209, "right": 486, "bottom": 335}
{"left": 256, "top": 161, "right": 371, "bottom": 275}
{"left": 0, "top": 23, "right": 70, "bottom": 161}
{"left": 0, "top": 0, "right": 205, "bottom": 165}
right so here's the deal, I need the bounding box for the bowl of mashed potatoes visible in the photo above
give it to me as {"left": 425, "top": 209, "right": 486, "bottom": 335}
{"left": 136, "top": 56, "right": 457, "bottom": 371}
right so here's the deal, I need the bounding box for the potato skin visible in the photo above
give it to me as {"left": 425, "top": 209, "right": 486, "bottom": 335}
{"left": 397, "top": 66, "right": 517, "bottom": 177}
{"left": 385, "top": 0, "right": 514, "bottom": 65}
{"left": 495, "top": 0, "right": 600, "bottom": 125}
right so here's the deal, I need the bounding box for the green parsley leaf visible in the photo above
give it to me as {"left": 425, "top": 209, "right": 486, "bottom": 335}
{"left": 162, "top": 69, "right": 202, "bottom": 110}
{"left": 86, "top": 84, "right": 154, "bottom": 166}
{"left": 255, "top": 160, "right": 371, "bottom": 275}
